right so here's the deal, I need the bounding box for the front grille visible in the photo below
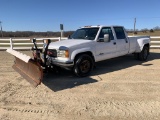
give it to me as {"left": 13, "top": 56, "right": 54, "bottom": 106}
{"left": 47, "top": 49, "right": 57, "bottom": 57}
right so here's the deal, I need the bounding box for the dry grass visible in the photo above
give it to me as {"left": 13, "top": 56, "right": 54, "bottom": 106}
{"left": 128, "top": 30, "right": 160, "bottom": 36}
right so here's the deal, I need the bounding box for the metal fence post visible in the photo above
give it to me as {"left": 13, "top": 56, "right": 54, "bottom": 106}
{"left": 10, "top": 38, "right": 13, "bottom": 49}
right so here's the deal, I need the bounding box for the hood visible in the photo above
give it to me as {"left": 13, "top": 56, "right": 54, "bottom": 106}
{"left": 48, "top": 39, "right": 93, "bottom": 49}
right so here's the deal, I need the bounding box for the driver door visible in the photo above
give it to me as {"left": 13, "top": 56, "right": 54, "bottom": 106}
{"left": 95, "top": 27, "right": 117, "bottom": 62}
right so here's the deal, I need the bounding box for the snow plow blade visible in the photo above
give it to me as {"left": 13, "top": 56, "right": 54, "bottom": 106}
{"left": 13, "top": 57, "right": 43, "bottom": 87}
{"left": 7, "top": 49, "right": 43, "bottom": 87}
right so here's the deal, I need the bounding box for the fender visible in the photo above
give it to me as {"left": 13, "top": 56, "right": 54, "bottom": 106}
{"left": 70, "top": 47, "right": 95, "bottom": 61}
{"left": 135, "top": 37, "right": 150, "bottom": 52}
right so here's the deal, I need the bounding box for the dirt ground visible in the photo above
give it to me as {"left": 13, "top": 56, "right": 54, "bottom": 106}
{"left": 0, "top": 49, "right": 160, "bottom": 120}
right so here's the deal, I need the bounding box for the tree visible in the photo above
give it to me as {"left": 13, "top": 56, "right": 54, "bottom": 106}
{"left": 141, "top": 28, "right": 148, "bottom": 33}
{"left": 134, "top": 31, "right": 137, "bottom": 34}
{"left": 150, "top": 29, "right": 154, "bottom": 33}
{"left": 153, "top": 26, "right": 160, "bottom": 30}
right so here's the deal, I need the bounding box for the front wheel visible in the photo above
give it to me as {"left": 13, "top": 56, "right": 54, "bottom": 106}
{"left": 73, "top": 54, "right": 94, "bottom": 77}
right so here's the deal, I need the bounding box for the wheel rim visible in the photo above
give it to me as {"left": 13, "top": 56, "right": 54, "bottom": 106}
{"left": 143, "top": 48, "right": 148, "bottom": 59}
{"left": 80, "top": 60, "right": 91, "bottom": 73}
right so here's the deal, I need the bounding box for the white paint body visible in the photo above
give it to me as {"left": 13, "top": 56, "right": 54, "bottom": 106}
{"left": 47, "top": 26, "right": 150, "bottom": 67}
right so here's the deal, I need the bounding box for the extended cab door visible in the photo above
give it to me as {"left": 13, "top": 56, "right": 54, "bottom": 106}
{"left": 113, "top": 27, "right": 129, "bottom": 56}
{"left": 95, "top": 27, "right": 117, "bottom": 61}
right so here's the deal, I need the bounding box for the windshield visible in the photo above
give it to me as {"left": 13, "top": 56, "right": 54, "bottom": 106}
{"left": 70, "top": 28, "right": 99, "bottom": 40}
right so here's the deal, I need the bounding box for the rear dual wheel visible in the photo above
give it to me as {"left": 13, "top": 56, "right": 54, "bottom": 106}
{"left": 134, "top": 46, "right": 149, "bottom": 61}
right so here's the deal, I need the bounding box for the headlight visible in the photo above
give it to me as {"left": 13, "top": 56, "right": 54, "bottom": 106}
{"left": 57, "top": 50, "right": 69, "bottom": 58}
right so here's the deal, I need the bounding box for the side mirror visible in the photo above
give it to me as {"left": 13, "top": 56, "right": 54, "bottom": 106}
{"left": 104, "top": 34, "right": 110, "bottom": 42}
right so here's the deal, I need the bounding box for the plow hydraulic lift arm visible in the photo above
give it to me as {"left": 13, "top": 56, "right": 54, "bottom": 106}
{"left": 6, "top": 39, "right": 51, "bottom": 87}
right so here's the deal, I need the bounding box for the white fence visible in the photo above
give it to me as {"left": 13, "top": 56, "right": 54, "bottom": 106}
{"left": 149, "top": 36, "right": 160, "bottom": 48}
{"left": 0, "top": 36, "right": 160, "bottom": 50}
{"left": 0, "top": 37, "right": 67, "bottom": 50}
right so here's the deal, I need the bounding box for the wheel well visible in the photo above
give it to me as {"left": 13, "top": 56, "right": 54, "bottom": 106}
{"left": 144, "top": 43, "right": 150, "bottom": 48}
{"left": 144, "top": 43, "right": 150, "bottom": 54}
{"left": 74, "top": 51, "right": 95, "bottom": 62}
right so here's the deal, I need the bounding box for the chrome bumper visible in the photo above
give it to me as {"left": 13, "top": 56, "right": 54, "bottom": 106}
{"left": 51, "top": 60, "right": 74, "bottom": 67}
{"left": 42, "top": 54, "right": 74, "bottom": 67}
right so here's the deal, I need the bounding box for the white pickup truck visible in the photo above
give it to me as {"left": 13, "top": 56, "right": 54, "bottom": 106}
{"left": 45, "top": 25, "right": 150, "bottom": 77}
{"left": 7, "top": 25, "right": 150, "bottom": 87}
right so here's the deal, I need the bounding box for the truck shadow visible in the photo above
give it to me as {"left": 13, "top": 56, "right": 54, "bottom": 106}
{"left": 92, "top": 52, "right": 160, "bottom": 75}
{"left": 42, "top": 52, "right": 160, "bottom": 92}
{"left": 42, "top": 72, "right": 97, "bottom": 92}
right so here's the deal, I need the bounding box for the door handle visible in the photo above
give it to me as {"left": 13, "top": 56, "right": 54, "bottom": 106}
{"left": 99, "top": 53, "right": 104, "bottom": 55}
{"left": 113, "top": 42, "right": 116, "bottom": 45}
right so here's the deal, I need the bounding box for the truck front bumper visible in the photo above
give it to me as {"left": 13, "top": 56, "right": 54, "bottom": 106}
{"left": 42, "top": 54, "right": 74, "bottom": 67}
{"left": 51, "top": 60, "right": 74, "bottom": 67}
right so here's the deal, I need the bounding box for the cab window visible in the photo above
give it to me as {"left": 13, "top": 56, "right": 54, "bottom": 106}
{"left": 71, "top": 28, "right": 99, "bottom": 40}
{"left": 98, "top": 27, "right": 114, "bottom": 40}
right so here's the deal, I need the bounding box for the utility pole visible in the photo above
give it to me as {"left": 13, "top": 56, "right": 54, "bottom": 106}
{"left": 134, "top": 18, "right": 136, "bottom": 34}
{"left": 60, "top": 24, "right": 64, "bottom": 38}
{"left": 0, "top": 21, "right": 3, "bottom": 37}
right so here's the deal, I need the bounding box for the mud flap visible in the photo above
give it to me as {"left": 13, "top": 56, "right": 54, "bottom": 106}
{"left": 13, "top": 57, "right": 43, "bottom": 87}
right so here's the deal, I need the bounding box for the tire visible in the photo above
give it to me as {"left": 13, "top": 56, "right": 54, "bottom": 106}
{"left": 73, "top": 54, "right": 94, "bottom": 77}
{"left": 134, "top": 53, "right": 139, "bottom": 60}
{"left": 138, "top": 46, "right": 149, "bottom": 61}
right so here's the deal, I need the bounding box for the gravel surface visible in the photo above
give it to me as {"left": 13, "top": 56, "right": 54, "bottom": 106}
{"left": 0, "top": 49, "right": 160, "bottom": 120}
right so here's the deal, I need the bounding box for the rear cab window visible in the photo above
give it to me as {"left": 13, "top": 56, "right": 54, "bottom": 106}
{"left": 114, "top": 27, "right": 126, "bottom": 39}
